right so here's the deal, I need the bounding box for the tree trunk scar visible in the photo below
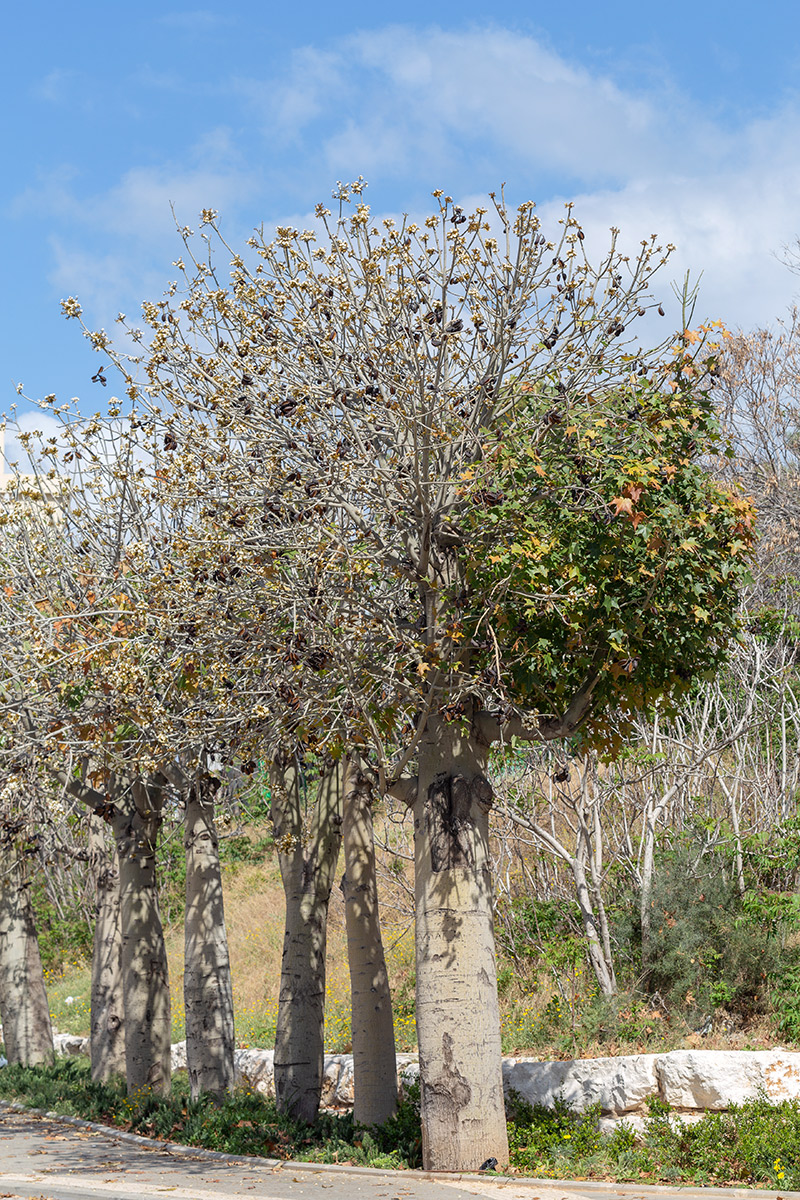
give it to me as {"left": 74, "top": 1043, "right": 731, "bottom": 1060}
{"left": 426, "top": 1031, "right": 472, "bottom": 1112}
{"left": 426, "top": 773, "right": 492, "bottom": 871}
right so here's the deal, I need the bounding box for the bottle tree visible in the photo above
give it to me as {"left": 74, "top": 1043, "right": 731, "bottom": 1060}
{"left": 53, "top": 185, "right": 753, "bottom": 1169}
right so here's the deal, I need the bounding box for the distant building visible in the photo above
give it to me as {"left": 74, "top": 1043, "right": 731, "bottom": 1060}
{"left": 0, "top": 428, "right": 68, "bottom": 526}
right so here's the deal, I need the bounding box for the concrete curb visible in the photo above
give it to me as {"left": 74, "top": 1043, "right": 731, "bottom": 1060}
{"left": 2, "top": 1097, "right": 799, "bottom": 1198}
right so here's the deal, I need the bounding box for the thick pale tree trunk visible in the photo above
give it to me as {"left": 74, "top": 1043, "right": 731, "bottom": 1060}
{"left": 414, "top": 715, "right": 509, "bottom": 1172}
{"left": 115, "top": 780, "right": 171, "bottom": 1095}
{"left": 270, "top": 755, "right": 343, "bottom": 1123}
{"left": 0, "top": 836, "right": 54, "bottom": 1066}
{"left": 184, "top": 773, "right": 235, "bottom": 1101}
{"left": 341, "top": 757, "right": 397, "bottom": 1126}
{"left": 89, "top": 817, "right": 126, "bottom": 1081}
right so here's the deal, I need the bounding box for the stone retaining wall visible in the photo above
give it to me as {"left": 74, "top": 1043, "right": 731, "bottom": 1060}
{"left": 49, "top": 1035, "right": 800, "bottom": 1130}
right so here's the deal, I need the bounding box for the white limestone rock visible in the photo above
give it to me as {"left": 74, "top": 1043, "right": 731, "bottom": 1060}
{"left": 321, "top": 1055, "right": 348, "bottom": 1108}
{"left": 502, "top": 1053, "right": 660, "bottom": 1116}
{"left": 597, "top": 1109, "right": 707, "bottom": 1138}
{"left": 234, "top": 1047, "right": 275, "bottom": 1096}
{"left": 656, "top": 1049, "right": 800, "bottom": 1110}
{"left": 334, "top": 1058, "right": 355, "bottom": 1107}
{"left": 397, "top": 1054, "right": 419, "bottom": 1089}
{"left": 53, "top": 1033, "right": 89, "bottom": 1058}
{"left": 171, "top": 1040, "right": 187, "bottom": 1072}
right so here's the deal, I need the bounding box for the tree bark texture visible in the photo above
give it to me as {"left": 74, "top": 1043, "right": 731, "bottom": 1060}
{"left": 89, "top": 816, "right": 126, "bottom": 1081}
{"left": 115, "top": 779, "right": 171, "bottom": 1095}
{"left": 184, "top": 773, "right": 235, "bottom": 1101}
{"left": 414, "top": 715, "right": 509, "bottom": 1172}
{"left": 270, "top": 755, "right": 343, "bottom": 1123}
{"left": 341, "top": 757, "right": 397, "bottom": 1126}
{"left": 0, "top": 837, "right": 54, "bottom": 1066}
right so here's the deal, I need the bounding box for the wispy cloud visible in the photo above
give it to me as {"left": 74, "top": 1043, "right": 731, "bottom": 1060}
{"left": 32, "top": 68, "right": 79, "bottom": 104}
{"left": 237, "top": 24, "right": 800, "bottom": 327}
{"left": 14, "top": 22, "right": 800, "bottom": 350}
{"left": 158, "top": 10, "right": 234, "bottom": 32}
{"left": 244, "top": 25, "right": 693, "bottom": 183}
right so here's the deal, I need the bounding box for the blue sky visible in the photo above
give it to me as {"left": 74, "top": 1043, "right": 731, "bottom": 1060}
{"left": 4, "top": 1, "right": 800, "bottom": 435}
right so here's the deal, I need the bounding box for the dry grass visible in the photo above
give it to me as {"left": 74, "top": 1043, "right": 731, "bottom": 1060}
{"left": 43, "top": 810, "right": 793, "bottom": 1061}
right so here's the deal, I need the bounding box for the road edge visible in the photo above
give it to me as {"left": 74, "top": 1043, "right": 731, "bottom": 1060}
{"left": 2, "top": 1097, "right": 799, "bottom": 1199}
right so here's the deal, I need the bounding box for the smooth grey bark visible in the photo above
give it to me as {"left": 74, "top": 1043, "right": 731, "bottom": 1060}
{"left": 184, "top": 773, "right": 235, "bottom": 1101}
{"left": 0, "top": 834, "right": 54, "bottom": 1066}
{"left": 89, "top": 816, "right": 126, "bottom": 1081}
{"left": 341, "top": 756, "right": 397, "bottom": 1126}
{"left": 115, "top": 779, "right": 171, "bottom": 1095}
{"left": 270, "top": 754, "right": 343, "bottom": 1123}
{"left": 414, "top": 714, "right": 509, "bottom": 1173}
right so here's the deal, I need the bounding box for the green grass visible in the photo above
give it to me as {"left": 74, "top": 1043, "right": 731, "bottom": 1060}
{"left": 3, "top": 1059, "right": 800, "bottom": 1186}
{"left": 44, "top": 964, "right": 92, "bottom": 1037}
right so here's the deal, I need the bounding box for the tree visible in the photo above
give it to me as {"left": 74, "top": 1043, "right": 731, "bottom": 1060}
{"left": 0, "top": 432, "right": 244, "bottom": 1099}
{"left": 268, "top": 753, "right": 343, "bottom": 1122}
{"left": 57, "top": 184, "right": 752, "bottom": 1169}
{"left": 342, "top": 755, "right": 397, "bottom": 1125}
{"left": 0, "top": 770, "right": 54, "bottom": 1066}
{"left": 183, "top": 763, "right": 235, "bottom": 1101}
{"left": 89, "top": 814, "right": 126, "bottom": 1081}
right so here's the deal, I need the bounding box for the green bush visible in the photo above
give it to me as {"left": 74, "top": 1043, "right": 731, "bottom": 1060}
{"left": 506, "top": 1090, "right": 604, "bottom": 1175}
{"left": 617, "top": 832, "right": 781, "bottom": 1023}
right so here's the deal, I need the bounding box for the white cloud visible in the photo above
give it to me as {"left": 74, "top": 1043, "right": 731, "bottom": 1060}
{"left": 15, "top": 21, "right": 800, "bottom": 357}
{"left": 158, "top": 10, "right": 233, "bottom": 32}
{"left": 13, "top": 141, "right": 262, "bottom": 338}
{"left": 534, "top": 156, "right": 800, "bottom": 332}
{"left": 256, "top": 26, "right": 687, "bottom": 182}
{"left": 97, "top": 163, "right": 255, "bottom": 240}
{"left": 32, "top": 68, "right": 79, "bottom": 104}
{"left": 244, "top": 24, "right": 800, "bottom": 329}
{"left": 2, "top": 412, "right": 64, "bottom": 476}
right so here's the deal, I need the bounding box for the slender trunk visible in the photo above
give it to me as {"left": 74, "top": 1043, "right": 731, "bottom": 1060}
{"left": 0, "top": 836, "right": 54, "bottom": 1066}
{"left": 115, "top": 780, "right": 171, "bottom": 1095}
{"left": 640, "top": 784, "right": 677, "bottom": 973}
{"left": 184, "top": 773, "right": 235, "bottom": 1101}
{"left": 89, "top": 817, "right": 126, "bottom": 1081}
{"left": 720, "top": 770, "right": 747, "bottom": 898}
{"left": 270, "top": 754, "right": 343, "bottom": 1123}
{"left": 414, "top": 714, "right": 509, "bottom": 1173}
{"left": 341, "top": 757, "right": 397, "bottom": 1126}
{"left": 576, "top": 762, "right": 616, "bottom": 996}
{"left": 572, "top": 839, "right": 616, "bottom": 996}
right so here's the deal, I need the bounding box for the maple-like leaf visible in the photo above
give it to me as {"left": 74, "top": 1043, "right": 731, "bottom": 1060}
{"left": 610, "top": 496, "right": 634, "bottom": 517}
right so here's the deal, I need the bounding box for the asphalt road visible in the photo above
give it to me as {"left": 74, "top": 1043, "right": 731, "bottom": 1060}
{"left": 1, "top": 1106, "right": 799, "bottom": 1200}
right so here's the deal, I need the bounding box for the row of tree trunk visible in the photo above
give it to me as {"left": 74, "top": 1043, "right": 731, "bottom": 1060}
{"left": 0, "top": 755, "right": 400, "bottom": 1129}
